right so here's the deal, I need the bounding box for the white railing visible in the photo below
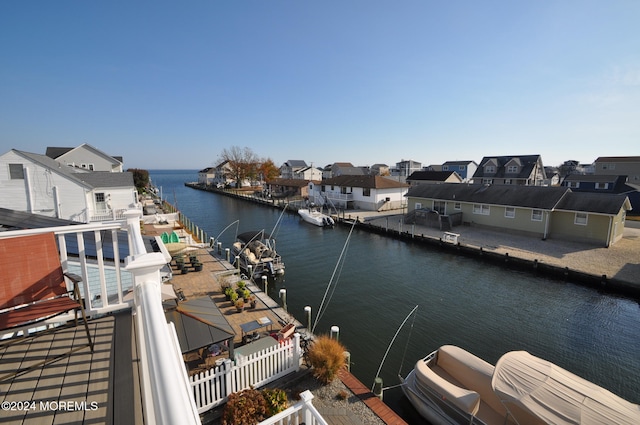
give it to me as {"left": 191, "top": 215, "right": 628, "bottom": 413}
{"left": 89, "top": 208, "right": 130, "bottom": 222}
{"left": 190, "top": 334, "right": 302, "bottom": 413}
{"left": 258, "top": 390, "right": 328, "bottom": 425}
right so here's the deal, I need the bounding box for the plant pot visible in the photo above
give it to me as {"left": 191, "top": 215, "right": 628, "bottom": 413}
{"left": 193, "top": 262, "right": 203, "bottom": 272}
{"left": 182, "top": 267, "right": 189, "bottom": 274}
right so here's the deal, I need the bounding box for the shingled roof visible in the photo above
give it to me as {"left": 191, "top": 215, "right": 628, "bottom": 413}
{"left": 407, "top": 183, "right": 630, "bottom": 214}
{"left": 323, "top": 175, "right": 409, "bottom": 189}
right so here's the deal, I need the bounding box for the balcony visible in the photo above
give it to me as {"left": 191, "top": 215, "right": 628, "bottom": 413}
{"left": 0, "top": 211, "right": 326, "bottom": 425}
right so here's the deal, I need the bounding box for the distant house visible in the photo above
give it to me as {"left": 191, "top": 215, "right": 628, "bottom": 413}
{"left": 322, "top": 162, "right": 367, "bottom": 179}
{"left": 213, "top": 160, "right": 235, "bottom": 187}
{"left": 406, "top": 170, "right": 462, "bottom": 186}
{"left": 293, "top": 165, "right": 323, "bottom": 181}
{"left": 442, "top": 160, "right": 478, "bottom": 183}
{"left": 265, "top": 178, "right": 315, "bottom": 198}
{"left": 311, "top": 175, "right": 409, "bottom": 211}
{"left": 280, "top": 160, "right": 308, "bottom": 179}
{"left": 406, "top": 183, "right": 630, "bottom": 247}
{"left": 472, "top": 155, "right": 546, "bottom": 186}
{"left": 0, "top": 149, "right": 139, "bottom": 222}
{"left": 198, "top": 167, "right": 216, "bottom": 185}
{"left": 390, "top": 159, "right": 422, "bottom": 181}
{"left": 370, "top": 164, "right": 390, "bottom": 176}
{"left": 45, "top": 143, "right": 124, "bottom": 172}
{"left": 544, "top": 167, "right": 561, "bottom": 186}
{"left": 594, "top": 156, "right": 640, "bottom": 184}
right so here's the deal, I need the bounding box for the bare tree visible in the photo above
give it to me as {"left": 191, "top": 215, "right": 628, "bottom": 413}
{"left": 219, "top": 146, "right": 260, "bottom": 188}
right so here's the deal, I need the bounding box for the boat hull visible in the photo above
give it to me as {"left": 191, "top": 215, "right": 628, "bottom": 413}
{"left": 298, "top": 209, "right": 334, "bottom": 227}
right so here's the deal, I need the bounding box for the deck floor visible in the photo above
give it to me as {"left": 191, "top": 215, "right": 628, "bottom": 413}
{"left": 0, "top": 313, "right": 142, "bottom": 425}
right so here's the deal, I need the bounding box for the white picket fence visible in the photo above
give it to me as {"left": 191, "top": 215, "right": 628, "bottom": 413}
{"left": 258, "top": 390, "right": 328, "bottom": 425}
{"left": 190, "top": 334, "right": 302, "bottom": 413}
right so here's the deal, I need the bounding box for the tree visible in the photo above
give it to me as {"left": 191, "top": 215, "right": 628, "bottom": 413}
{"left": 219, "top": 146, "right": 259, "bottom": 188}
{"left": 258, "top": 158, "right": 280, "bottom": 182}
{"left": 127, "top": 168, "right": 149, "bottom": 194}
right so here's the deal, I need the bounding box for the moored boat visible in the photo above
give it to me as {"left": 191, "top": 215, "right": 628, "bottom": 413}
{"left": 400, "top": 345, "right": 640, "bottom": 425}
{"left": 298, "top": 208, "right": 335, "bottom": 227}
{"left": 231, "top": 230, "right": 285, "bottom": 279}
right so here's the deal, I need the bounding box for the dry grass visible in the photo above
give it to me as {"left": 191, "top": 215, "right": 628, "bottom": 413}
{"left": 307, "top": 335, "right": 347, "bottom": 384}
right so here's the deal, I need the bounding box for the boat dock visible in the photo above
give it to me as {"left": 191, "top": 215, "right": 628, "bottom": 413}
{"left": 143, "top": 221, "right": 407, "bottom": 425}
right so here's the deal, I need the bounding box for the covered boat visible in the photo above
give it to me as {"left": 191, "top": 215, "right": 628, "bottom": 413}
{"left": 298, "top": 208, "right": 334, "bottom": 227}
{"left": 400, "top": 345, "right": 640, "bottom": 425}
{"left": 231, "top": 230, "right": 285, "bottom": 279}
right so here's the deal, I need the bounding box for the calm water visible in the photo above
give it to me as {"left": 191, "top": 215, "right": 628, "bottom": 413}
{"left": 151, "top": 170, "right": 640, "bottom": 422}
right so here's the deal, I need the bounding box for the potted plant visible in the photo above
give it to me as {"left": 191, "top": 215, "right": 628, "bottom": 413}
{"left": 189, "top": 254, "right": 197, "bottom": 264}
{"left": 248, "top": 295, "right": 257, "bottom": 309}
{"left": 235, "top": 298, "right": 244, "bottom": 312}
{"left": 239, "top": 288, "right": 251, "bottom": 302}
{"left": 175, "top": 255, "right": 185, "bottom": 270}
{"left": 237, "top": 280, "right": 246, "bottom": 290}
{"left": 228, "top": 290, "right": 238, "bottom": 306}
{"left": 193, "top": 261, "right": 203, "bottom": 272}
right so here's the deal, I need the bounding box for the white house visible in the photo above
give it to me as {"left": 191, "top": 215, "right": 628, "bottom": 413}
{"left": 45, "top": 143, "right": 124, "bottom": 172}
{"left": 0, "top": 149, "right": 139, "bottom": 222}
{"left": 293, "top": 165, "right": 323, "bottom": 181}
{"left": 309, "top": 175, "right": 409, "bottom": 211}
{"left": 198, "top": 167, "right": 216, "bottom": 185}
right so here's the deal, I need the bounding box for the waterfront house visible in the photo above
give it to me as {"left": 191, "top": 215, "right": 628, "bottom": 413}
{"left": 0, "top": 149, "right": 139, "bottom": 222}
{"left": 45, "top": 143, "right": 124, "bottom": 172}
{"left": 472, "top": 155, "right": 546, "bottom": 186}
{"left": 407, "top": 170, "right": 462, "bottom": 186}
{"left": 390, "top": 159, "right": 422, "bottom": 181}
{"left": 198, "top": 167, "right": 216, "bottom": 185}
{"left": 213, "top": 160, "right": 237, "bottom": 187}
{"left": 442, "top": 160, "right": 478, "bottom": 182}
{"left": 311, "top": 175, "right": 409, "bottom": 211}
{"left": 370, "top": 163, "right": 390, "bottom": 176}
{"left": 406, "top": 183, "right": 631, "bottom": 247}
{"left": 322, "top": 162, "right": 368, "bottom": 179}
{"left": 266, "top": 178, "right": 316, "bottom": 198}
{"left": 293, "top": 165, "right": 323, "bottom": 180}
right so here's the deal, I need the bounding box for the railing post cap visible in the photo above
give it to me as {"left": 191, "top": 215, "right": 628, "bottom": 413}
{"left": 299, "top": 390, "right": 314, "bottom": 402}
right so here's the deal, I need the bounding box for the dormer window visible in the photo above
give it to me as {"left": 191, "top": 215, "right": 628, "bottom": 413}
{"left": 507, "top": 165, "right": 518, "bottom": 173}
{"left": 485, "top": 165, "right": 495, "bottom": 173}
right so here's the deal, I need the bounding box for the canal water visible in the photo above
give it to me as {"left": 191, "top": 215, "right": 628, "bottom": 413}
{"left": 151, "top": 170, "right": 640, "bottom": 422}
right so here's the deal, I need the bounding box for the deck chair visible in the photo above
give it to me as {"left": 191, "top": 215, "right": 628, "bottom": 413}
{"left": 0, "top": 232, "right": 94, "bottom": 381}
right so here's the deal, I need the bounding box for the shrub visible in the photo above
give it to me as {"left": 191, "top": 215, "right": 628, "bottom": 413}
{"left": 262, "top": 388, "right": 288, "bottom": 416}
{"left": 222, "top": 388, "right": 268, "bottom": 425}
{"left": 336, "top": 390, "right": 349, "bottom": 400}
{"left": 307, "top": 335, "right": 347, "bottom": 384}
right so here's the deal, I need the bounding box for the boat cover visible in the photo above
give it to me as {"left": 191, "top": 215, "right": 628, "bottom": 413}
{"left": 491, "top": 351, "right": 640, "bottom": 425}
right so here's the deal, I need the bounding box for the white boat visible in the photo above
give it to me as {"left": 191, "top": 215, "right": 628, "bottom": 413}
{"left": 400, "top": 345, "right": 640, "bottom": 425}
{"left": 298, "top": 208, "right": 335, "bottom": 227}
{"left": 231, "top": 230, "right": 285, "bottom": 278}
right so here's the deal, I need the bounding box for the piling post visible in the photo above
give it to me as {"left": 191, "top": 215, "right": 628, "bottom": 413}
{"left": 225, "top": 248, "right": 230, "bottom": 262}
{"left": 304, "top": 306, "right": 312, "bottom": 330}
{"left": 330, "top": 325, "right": 339, "bottom": 341}
{"left": 373, "top": 377, "right": 383, "bottom": 400}
{"left": 218, "top": 242, "right": 222, "bottom": 255}
{"left": 279, "top": 289, "right": 287, "bottom": 312}
{"left": 262, "top": 275, "right": 268, "bottom": 294}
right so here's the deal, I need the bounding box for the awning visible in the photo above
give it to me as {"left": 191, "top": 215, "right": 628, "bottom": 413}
{"left": 492, "top": 351, "right": 640, "bottom": 425}
{"left": 165, "top": 296, "right": 235, "bottom": 354}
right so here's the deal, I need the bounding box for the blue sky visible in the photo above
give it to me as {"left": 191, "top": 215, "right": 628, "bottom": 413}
{"left": 1, "top": 1, "right": 638, "bottom": 170}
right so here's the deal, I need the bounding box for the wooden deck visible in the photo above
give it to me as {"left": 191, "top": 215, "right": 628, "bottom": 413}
{"left": 0, "top": 313, "right": 142, "bottom": 425}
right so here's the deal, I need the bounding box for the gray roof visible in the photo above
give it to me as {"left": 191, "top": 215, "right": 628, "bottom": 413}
{"left": 283, "top": 160, "right": 308, "bottom": 167}
{"left": 407, "top": 171, "right": 460, "bottom": 182}
{"left": 75, "top": 172, "right": 134, "bottom": 188}
{"left": 14, "top": 150, "right": 133, "bottom": 189}
{"left": 555, "top": 192, "right": 630, "bottom": 215}
{"left": 407, "top": 183, "right": 630, "bottom": 214}
{"left": 323, "top": 175, "right": 409, "bottom": 189}
{"left": 45, "top": 147, "right": 73, "bottom": 159}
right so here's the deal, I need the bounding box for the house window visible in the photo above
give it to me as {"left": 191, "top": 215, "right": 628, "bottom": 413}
{"left": 485, "top": 165, "right": 495, "bottom": 173}
{"left": 88, "top": 163, "right": 95, "bottom": 171}
{"left": 482, "top": 179, "right": 493, "bottom": 185}
{"left": 504, "top": 179, "right": 512, "bottom": 185}
{"left": 575, "top": 212, "right": 588, "bottom": 225}
{"left": 415, "top": 202, "right": 422, "bottom": 210}
{"left": 507, "top": 165, "right": 518, "bottom": 173}
{"left": 321, "top": 185, "right": 326, "bottom": 192}
{"left": 363, "top": 188, "right": 371, "bottom": 196}
{"left": 9, "top": 164, "right": 24, "bottom": 179}
{"left": 595, "top": 182, "right": 609, "bottom": 190}
{"left": 443, "top": 165, "right": 449, "bottom": 171}
{"left": 454, "top": 202, "right": 461, "bottom": 210}
{"left": 505, "top": 207, "right": 515, "bottom": 218}
{"left": 531, "top": 210, "right": 543, "bottom": 221}
{"left": 433, "top": 201, "right": 446, "bottom": 214}
{"left": 473, "top": 204, "right": 490, "bottom": 215}
{"left": 567, "top": 181, "right": 579, "bottom": 188}
{"left": 95, "top": 193, "right": 105, "bottom": 203}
